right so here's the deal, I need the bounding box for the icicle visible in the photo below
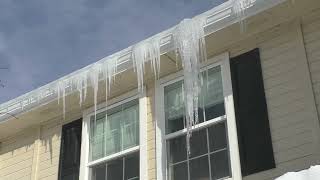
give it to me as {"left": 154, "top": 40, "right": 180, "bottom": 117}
{"left": 233, "top": 0, "right": 256, "bottom": 32}
{"left": 132, "top": 38, "right": 161, "bottom": 93}
{"left": 173, "top": 17, "right": 207, "bottom": 155}
{"left": 149, "top": 37, "right": 161, "bottom": 79}
{"left": 75, "top": 74, "right": 83, "bottom": 106}
{"left": 57, "top": 80, "right": 67, "bottom": 119}
{"left": 75, "top": 71, "right": 89, "bottom": 107}
{"left": 89, "top": 64, "right": 101, "bottom": 122}
{"left": 102, "top": 55, "right": 118, "bottom": 105}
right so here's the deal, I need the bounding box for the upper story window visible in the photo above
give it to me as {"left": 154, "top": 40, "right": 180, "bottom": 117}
{"left": 90, "top": 99, "right": 139, "bottom": 180}
{"left": 81, "top": 93, "right": 148, "bottom": 180}
{"left": 156, "top": 53, "right": 242, "bottom": 180}
{"left": 90, "top": 99, "right": 139, "bottom": 161}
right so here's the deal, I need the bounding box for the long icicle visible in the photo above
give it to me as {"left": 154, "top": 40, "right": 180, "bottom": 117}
{"left": 173, "top": 17, "right": 207, "bottom": 155}
{"left": 57, "top": 80, "right": 67, "bottom": 120}
{"left": 103, "top": 55, "right": 118, "bottom": 107}
{"left": 89, "top": 64, "right": 101, "bottom": 123}
{"left": 132, "top": 38, "right": 161, "bottom": 93}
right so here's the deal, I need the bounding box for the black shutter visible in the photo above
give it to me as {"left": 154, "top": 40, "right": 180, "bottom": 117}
{"left": 58, "top": 119, "right": 82, "bottom": 180}
{"left": 230, "top": 48, "right": 275, "bottom": 176}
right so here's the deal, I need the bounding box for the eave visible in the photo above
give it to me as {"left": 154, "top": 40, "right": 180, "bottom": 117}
{"left": 0, "top": 0, "right": 317, "bottom": 139}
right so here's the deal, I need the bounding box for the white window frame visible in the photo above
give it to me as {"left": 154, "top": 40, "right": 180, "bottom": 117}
{"left": 79, "top": 89, "right": 148, "bottom": 180}
{"left": 155, "top": 52, "right": 242, "bottom": 180}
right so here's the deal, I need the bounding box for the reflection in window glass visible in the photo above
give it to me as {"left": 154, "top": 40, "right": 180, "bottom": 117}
{"left": 91, "top": 152, "right": 140, "bottom": 180}
{"left": 164, "top": 66, "right": 225, "bottom": 134}
{"left": 190, "top": 155, "right": 210, "bottom": 180}
{"left": 167, "top": 135, "right": 187, "bottom": 164}
{"left": 125, "top": 153, "right": 140, "bottom": 180}
{"left": 169, "top": 162, "right": 188, "bottom": 180}
{"left": 208, "top": 122, "right": 228, "bottom": 152}
{"left": 211, "top": 150, "right": 230, "bottom": 180}
{"left": 107, "top": 159, "right": 123, "bottom": 180}
{"left": 167, "top": 123, "right": 230, "bottom": 180}
{"left": 90, "top": 99, "right": 139, "bottom": 161}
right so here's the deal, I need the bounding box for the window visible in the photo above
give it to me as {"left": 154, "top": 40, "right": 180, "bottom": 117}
{"left": 89, "top": 99, "right": 139, "bottom": 180}
{"left": 156, "top": 53, "right": 242, "bottom": 180}
{"left": 80, "top": 93, "right": 148, "bottom": 180}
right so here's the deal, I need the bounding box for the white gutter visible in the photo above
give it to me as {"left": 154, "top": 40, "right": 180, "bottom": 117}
{"left": 0, "top": 0, "right": 286, "bottom": 122}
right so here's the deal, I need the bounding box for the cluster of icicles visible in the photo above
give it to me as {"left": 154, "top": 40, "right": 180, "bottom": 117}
{"left": 55, "top": 0, "right": 254, "bottom": 154}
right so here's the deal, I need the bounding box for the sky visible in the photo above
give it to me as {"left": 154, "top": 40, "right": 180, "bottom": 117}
{"left": 0, "top": 0, "right": 225, "bottom": 103}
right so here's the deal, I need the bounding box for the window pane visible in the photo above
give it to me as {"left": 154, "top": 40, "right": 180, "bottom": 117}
{"left": 90, "top": 117, "right": 105, "bottom": 160}
{"left": 199, "top": 66, "right": 225, "bottom": 121}
{"left": 125, "top": 152, "right": 139, "bottom": 180}
{"left": 208, "top": 122, "right": 227, "bottom": 152}
{"left": 165, "top": 81, "right": 185, "bottom": 134}
{"left": 210, "top": 150, "right": 230, "bottom": 180}
{"left": 169, "top": 162, "right": 188, "bottom": 180}
{"left": 190, "top": 156, "right": 210, "bottom": 180}
{"left": 92, "top": 164, "right": 106, "bottom": 180}
{"left": 167, "top": 135, "right": 187, "bottom": 164}
{"left": 190, "top": 129, "right": 208, "bottom": 158}
{"left": 107, "top": 159, "right": 123, "bottom": 180}
{"left": 165, "top": 66, "right": 225, "bottom": 134}
{"left": 90, "top": 99, "right": 139, "bottom": 161}
{"left": 122, "top": 105, "right": 139, "bottom": 150}
{"left": 105, "top": 111, "right": 121, "bottom": 156}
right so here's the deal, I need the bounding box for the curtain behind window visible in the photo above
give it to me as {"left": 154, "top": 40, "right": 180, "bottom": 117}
{"left": 90, "top": 100, "right": 139, "bottom": 161}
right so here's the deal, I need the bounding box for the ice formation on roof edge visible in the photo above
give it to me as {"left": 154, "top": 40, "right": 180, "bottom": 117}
{"left": 132, "top": 37, "right": 161, "bottom": 93}
{"left": 54, "top": 0, "right": 256, "bottom": 153}
{"left": 173, "top": 17, "right": 207, "bottom": 155}
{"left": 233, "top": 0, "right": 257, "bottom": 32}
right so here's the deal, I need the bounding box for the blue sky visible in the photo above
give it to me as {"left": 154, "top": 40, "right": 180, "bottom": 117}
{"left": 0, "top": 0, "right": 225, "bottom": 103}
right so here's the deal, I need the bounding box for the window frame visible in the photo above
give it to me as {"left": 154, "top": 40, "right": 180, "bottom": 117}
{"left": 79, "top": 89, "right": 148, "bottom": 180}
{"left": 155, "top": 52, "right": 242, "bottom": 180}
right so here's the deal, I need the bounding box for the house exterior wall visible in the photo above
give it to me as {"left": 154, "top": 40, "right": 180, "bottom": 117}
{"left": 0, "top": 120, "right": 62, "bottom": 180}
{"left": 227, "top": 19, "right": 320, "bottom": 180}
{"left": 146, "top": 82, "right": 156, "bottom": 180}
{"left": 2, "top": 6, "right": 320, "bottom": 180}
{"left": 302, "top": 7, "right": 320, "bottom": 145}
{"left": 0, "top": 128, "right": 36, "bottom": 180}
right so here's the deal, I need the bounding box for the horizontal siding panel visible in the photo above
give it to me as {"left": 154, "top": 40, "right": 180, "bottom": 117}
{"left": 0, "top": 145, "right": 34, "bottom": 162}
{"left": 274, "top": 143, "right": 313, "bottom": 164}
{"left": 38, "top": 156, "right": 59, "bottom": 171}
{"left": 270, "top": 110, "right": 314, "bottom": 130}
{"left": 37, "top": 164, "right": 59, "bottom": 179}
{"left": 2, "top": 167, "right": 32, "bottom": 180}
{"left": 272, "top": 131, "right": 313, "bottom": 153}
{"left": 271, "top": 121, "right": 312, "bottom": 142}
{"left": 0, "top": 150, "right": 34, "bottom": 169}
{"left": 0, "top": 158, "right": 33, "bottom": 176}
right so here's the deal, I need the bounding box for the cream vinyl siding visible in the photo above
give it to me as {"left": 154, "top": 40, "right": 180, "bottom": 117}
{"left": 37, "top": 120, "right": 61, "bottom": 180}
{"left": 146, "top": 82, "right": 156, "bottom": 180}
{"left": 0, "top": 128, "right": 36, "bottom": 180}
{"left": 226, "top": 19, "right": 320, "bottom": 179}
{"left": 302, "top": 8, "right": 320, "bottom": 127}
{"left": 0, "top": 120, "right": 62, "bottom": 180}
